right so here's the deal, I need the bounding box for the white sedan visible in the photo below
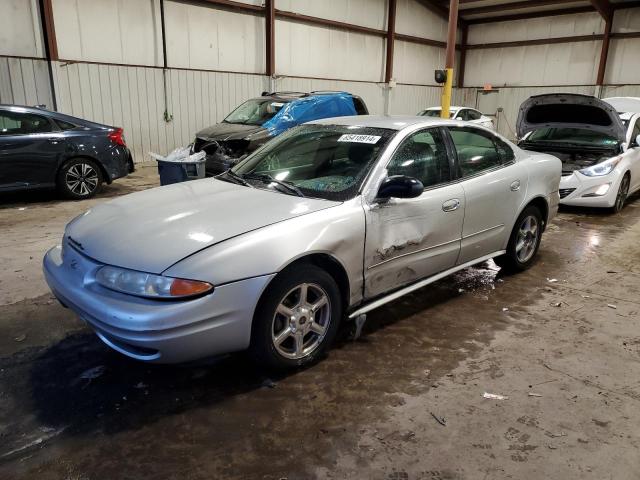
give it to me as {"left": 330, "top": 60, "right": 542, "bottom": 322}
{"left": 517, "top": 94, "right": 640, "bottom": 212}
{"left": 418, "top": 106, "right": 495, "bottom": 130}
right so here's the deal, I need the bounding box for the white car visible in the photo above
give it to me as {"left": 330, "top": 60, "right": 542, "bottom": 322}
{"left": 517, "top": 94, "right": 640, "bottom": 212}
{"left": 418, "top": 106, "right": 495, "bottom": 130}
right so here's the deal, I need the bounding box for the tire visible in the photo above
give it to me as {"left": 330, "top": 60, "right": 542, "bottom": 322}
{"left": 612, "top": 173, "right": 630, "bottom": 213}
{"left": 57, "top": 158, "right": 103, "bottom": 200}
{"left": 494, "top": 205, "right": 543, "bottom": 273}
{"left": 249, "top": 264, "right": 342, "bottom": 370}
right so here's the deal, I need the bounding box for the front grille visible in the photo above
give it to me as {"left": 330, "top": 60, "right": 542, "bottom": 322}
{"left": 559, "top": 188, "right": 576, "bottom": 199}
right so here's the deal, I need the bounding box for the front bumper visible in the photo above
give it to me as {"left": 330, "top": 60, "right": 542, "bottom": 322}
{"left": 43, "top": 244, "right": 274, "bottom": 363}
{"left": 559, "top": 171, "right": 620, "bottom": 208}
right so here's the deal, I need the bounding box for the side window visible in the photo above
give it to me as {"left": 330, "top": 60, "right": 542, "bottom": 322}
{"left": 55, "top": 119, "right": 77, "bottom": 130}
{"left": 0, "top": 111, "right": 52, "bottom": 135}
{"left": 387, "top": 128, "right": 450, "bottom": 189}
{"left": 467, "top": 110, "right": 482, "bottom": 121}
{"left": 352, "top": 96, "right": 369, "bottom": 115}
{"left": 455, "top": 110, "right": 467, "bottom": 121}
{"left": 0, "top": 111, "right": 22, "bottom": 135}
{"left": 448, "top": 127, "right": 513, "bottom": 177}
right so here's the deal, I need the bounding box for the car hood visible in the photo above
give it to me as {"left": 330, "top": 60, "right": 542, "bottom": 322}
{"left": 65, "top": 180, "right": 339, "bottom": 274}
{"left": 517, "top": 94, "right": 626, "bottom": 142}
{"left": 195, "top": 122, "right": 265, "bottom": 141}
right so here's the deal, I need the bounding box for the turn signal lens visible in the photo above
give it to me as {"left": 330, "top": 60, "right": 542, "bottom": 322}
{"left": 169, "top": 278, "right": 213, "bottom": 297}
{"left": 96, "top": 265, "right": 213, "bottom": 299}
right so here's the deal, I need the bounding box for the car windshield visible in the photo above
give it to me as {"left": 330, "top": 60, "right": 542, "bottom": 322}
{"left": 525, "top": 128, "right": 619, "bottom": 147}
{"left": 224, "top": 98, "right": 290, "bottom": 126}
{"left": 231, "top": 125, "right": 395, "bottom": 201}
{"left": 421, "top": 109, "right": 455, "bottom": 118}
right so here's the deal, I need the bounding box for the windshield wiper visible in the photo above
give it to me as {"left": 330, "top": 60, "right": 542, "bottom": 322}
{"left": 241, "top": 172, "right": 305, "bottom": 197}
{"left": 220, "top": 169, "right": 252, "bottom": 187}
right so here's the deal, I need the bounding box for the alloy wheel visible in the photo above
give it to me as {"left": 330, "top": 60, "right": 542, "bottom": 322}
{"left": 66, "top": 163, "right": 99, "bottom": 197}
{"left": 271, "top": 282, "right": 331, "bottom": 360}
{"left": 515, "top": 215, "right": 539, "bottom": 263}
{"left": 615, "top": 175, "right": 630, "bottom": 212}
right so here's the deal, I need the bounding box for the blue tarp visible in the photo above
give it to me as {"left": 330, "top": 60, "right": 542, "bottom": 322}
{"left": 261, "top": 92, "right": 358, "bottom": 136}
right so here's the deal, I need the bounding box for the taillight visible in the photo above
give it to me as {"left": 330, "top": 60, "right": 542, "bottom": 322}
{"left": 108, "top": 128, "right": 126, "bottom": 146}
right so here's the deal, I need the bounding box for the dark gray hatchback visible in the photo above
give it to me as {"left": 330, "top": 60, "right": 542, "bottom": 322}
{"left": 0, "top": 105, "right": 133, "bottom": 199}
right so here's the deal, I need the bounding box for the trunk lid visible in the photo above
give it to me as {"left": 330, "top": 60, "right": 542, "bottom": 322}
{"left": 517, "top": 94, "right": 626, "bottom": 142}
{"left": 66, "top": 180, "right": 338, "bottom": 274}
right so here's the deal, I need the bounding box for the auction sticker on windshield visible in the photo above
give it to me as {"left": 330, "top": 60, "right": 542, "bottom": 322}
{"left": 337, "top": 134, "right": 381, "bottom": 144}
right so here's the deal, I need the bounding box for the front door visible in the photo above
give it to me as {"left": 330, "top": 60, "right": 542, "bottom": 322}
{"left": 625, "top": 114, "right": 640, "bottom": 193}
{"left": 444, "top": 126, "right": 527, "bottom": 264}
{"left": 364, "top": 127, "right": 464, "bottom": 299}
{"left": 0, "top": 109, "right": 65, "bottom": 189}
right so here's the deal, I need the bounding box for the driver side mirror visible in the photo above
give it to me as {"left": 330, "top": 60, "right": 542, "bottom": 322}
{"left": 377, "top": 175, "right": 424, "bottom": 200}
{"left": 633, "top": 134, "right": 640, "bottom": 148}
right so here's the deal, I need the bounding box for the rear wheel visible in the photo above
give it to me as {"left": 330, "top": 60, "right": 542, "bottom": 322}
{"left": 249, "top": 264, "right": 342, "bottom": 370}
{"left": 612, "top": 173, "right": 630, "bottom": 213}
{"left": 57, "top": 158, "right": 103, "bottom": 199}
{"left": 494, "top": 205, "right": 543, "bottom": 273}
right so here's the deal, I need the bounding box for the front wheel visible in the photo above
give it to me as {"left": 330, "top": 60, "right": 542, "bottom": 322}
{"left": 249, "top": 264, "right": 342, "bottom": 370}
{"left": 612, "top": 173, "right": 630, "bottom": 213}
{"left": 494, "top": 205, "right": 543, "bottom": 273}
{"left": 57, "top": 158, "right": 103, "bottom": 199}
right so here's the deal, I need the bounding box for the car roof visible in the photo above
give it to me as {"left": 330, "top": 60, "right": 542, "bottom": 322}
{"left": 425, "top": 106, "right": 465, "bottom": 111}
{"left": 0, "top": 104, "right": 52, "bottom": 114}
{"left": 255, "top": 91, "right": 356, "bottom": 103}
{"left": 309, "top": 115, "right": 460, "bottom": 130}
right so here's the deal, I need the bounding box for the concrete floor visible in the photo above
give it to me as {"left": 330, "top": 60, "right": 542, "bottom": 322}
{"left": 1, "top": 165, "right": 639, "bottom": 480}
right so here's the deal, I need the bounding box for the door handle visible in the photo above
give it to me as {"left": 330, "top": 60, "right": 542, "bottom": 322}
{"left": 442, "top": 198, "right": 460, "bottom": 212}
{"left": 510, "top": 180, "right": 521, "bottom": 191}
{"left": 47, "top": 139, "right": 62, "bottom": 144}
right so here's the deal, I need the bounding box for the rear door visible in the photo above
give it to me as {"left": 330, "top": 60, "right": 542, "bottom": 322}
{"left": 364, "top": 127, "right": 464, "bottom": 298}
{"left": 0, "top": 109, "right": 67, "bottom": 189}
{"left": 444, "top": 126, "right": 527, "bottom": 264}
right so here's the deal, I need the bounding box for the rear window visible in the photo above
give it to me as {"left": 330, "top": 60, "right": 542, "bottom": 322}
{"left": 55, "top": 119, "right": 77, "bottom": 130}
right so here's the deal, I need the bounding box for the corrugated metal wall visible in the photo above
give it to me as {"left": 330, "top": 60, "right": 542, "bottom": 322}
{"left": 454, "top": 85, "right": 598, "bottom": 140}
{"left": 2, "top": 0, "right": 639, "bottom": 163}
{"left": 52, "top": 61, "right": 268, "bottom": 162}
{"left": 0, "top": 57, "right": 54, "bottom": 107}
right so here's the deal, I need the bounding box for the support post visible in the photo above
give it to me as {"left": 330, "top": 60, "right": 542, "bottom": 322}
{"left": 38, "top": 0, "right": 58, "bottom": 110}
{"left": 266, "top": 0, "right": 275, "bottom": 81}
{"left": 457, "top": 24, "right": 468, "bottom": 88}
{"left": 384, "top": 0, "right": 397, "bottom": 84}
{"left": 159, "top": 0, "right": 172, "bottom": 122}
{"left": 596, "top": 12, "right": 613, "bottom": 87}
{"left": 441, "top": 0, "right": 459, "bottom": 119}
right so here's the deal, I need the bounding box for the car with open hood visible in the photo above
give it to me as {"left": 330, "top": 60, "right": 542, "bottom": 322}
{"left": 517, "top": 94, "right": 640, "bottom": 212}
{"left": 43, "top": 115, "right": 560, "bottom": 369}
{"left": 192, "top": 91, "right": 368, "bottom": 176}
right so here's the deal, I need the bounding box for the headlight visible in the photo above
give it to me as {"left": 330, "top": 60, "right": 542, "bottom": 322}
{"left": 96, "top": 265, "right": 213, "bottom": 299}
{"left": 579, "top": 157, "right": 621, "bottom": 177}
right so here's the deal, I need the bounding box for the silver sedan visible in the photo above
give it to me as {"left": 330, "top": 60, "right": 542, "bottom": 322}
{"left": 43, "top": 116, "right": 561, "bottom": 369}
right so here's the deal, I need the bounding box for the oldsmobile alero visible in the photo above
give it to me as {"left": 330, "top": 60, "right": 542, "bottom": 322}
{"left": 44, "top": 116, "right": 561, "bottom": 369}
